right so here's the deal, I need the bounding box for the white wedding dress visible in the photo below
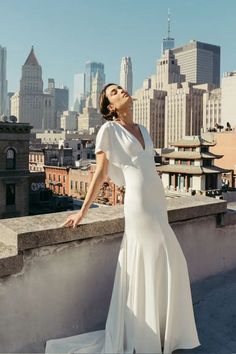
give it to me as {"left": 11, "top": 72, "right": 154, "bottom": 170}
{"left": 45, "top": 121, "right": 201, "bottom": 354}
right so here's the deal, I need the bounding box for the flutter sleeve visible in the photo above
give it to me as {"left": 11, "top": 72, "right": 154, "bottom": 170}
{"left": 95, "top": 121, "right": 111, "bottom": 159}
{"left": 95, "top": 122, "right": 126, "bottom": 188}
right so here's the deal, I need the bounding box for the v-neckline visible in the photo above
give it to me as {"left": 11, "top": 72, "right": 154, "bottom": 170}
{"left": 113, "top": 121, "right": 146, "bottom": 151}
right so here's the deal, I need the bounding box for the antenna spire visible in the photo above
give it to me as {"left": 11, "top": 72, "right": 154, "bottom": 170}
{"left": 168, "top": 8, "right": 171, "bottom": 38}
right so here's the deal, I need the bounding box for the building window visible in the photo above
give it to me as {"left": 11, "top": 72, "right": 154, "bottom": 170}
{"left": 71, "top": 180, "right": 74, "bottom": 189}
{"left": 6, "top": 148, "right": 16, "bottom": 170}
{"left": 58, "top": 175, "right": 61, "bottom": 182}
{"left": 63, "top": 176, "right": 66, "bottom": 182}
{"left": 6, "top": 184, "right": 15, "bottom": 205}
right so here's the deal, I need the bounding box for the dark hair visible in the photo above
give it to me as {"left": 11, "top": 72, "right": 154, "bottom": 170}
{"left": 99, "top": 83, "right": 119, "bottom": 121}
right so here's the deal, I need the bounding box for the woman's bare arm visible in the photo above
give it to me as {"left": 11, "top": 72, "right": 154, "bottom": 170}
{"left": 80, "top": 151, "right": 108, "bottom": 216}
{"left": 60, "top": 151, "right": 108, "bottom": 228}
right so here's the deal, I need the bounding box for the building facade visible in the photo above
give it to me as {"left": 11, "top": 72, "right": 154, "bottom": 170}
{"left": 156, "top": 50, "right": 185, "bottom": 90}
{"left": 172, "top": 40, "right": 220, "bottom": 87}
{"left": 203, "top": 88, "right": 221, "bottom": 132}
{"left": 60, "top": 111, "right": 78, "bottom": 131}
{"left": 202, "top": 129, "right": 236, "bottom": 188}
{"left": 44, "top": 166, "right": 69, "bottom": 195}
{"left": 165, "top": 82, "right": 205, "bottom": 147}
{"left": 78, "top": 96, "right": 103, "bottom": 131}
{"left": 91, "top": 71, "right": 104, "bottom": 109}
{"left": 11, "top": 47, "right": 54, "bottom": 130}
{"left": 221, "top": 71, "right": 236, "bottom": 129}
{"left": 0, "top": 121, "right": 32, "bottom": 218}
{"left": 85, "top": 61, "right": 105, "bottom": 96}
{"left": 133, "top": 86, "right": 166, "bottom": 148}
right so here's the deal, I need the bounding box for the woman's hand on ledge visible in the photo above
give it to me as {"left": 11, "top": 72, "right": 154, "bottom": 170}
{"left": 60, "top": 210, "right": 84, "bottom": 229}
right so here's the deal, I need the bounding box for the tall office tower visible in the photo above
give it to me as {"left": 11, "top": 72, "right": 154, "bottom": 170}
{"left": 45, "top": 79, "right": 69, "bottom": 129}
{"left": 11, "top": 47, "right": 54, "bottom": 130}
{"left": 85, "top": 62, "right": 105, "bottom": 96}
{"left": 73, "top": 73, "right": 86, "bottom": 111}
{"left": 165, "top": 82, "right": 205, "bottom": 147}
{"left": 172, "top": 40, "right": 221, "bottom": 87}
{"left": 221, "top": 71, "right": 236, "bottom": 129}
{"left": 120, "top": 57, "right": 133, "bottom": 95}
{"left": 156, "top": 50, "right": 185, "bottom": 90}
{"left": 161, "top": 9, "right": 175, "bottom": 54}
{"left": 55, "top": 86, "right": 69, "bottom": 116}
{"left": 0, "top": 45, "right": 7, "bottom": 115}
{"left": 91, "top": 70, "right": 104, "bottom": 109}
{"left": 133, "top": 83, "right": 167, "bottom": 148}
{"left": 203, "top": 87, "right": 221, "bottom": 132}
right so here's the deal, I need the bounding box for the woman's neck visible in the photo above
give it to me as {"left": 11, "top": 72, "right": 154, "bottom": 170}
{"left": 117, "top": 106, "right": 134, "bottom": 126}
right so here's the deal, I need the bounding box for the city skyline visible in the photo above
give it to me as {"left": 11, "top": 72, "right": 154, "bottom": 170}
{"left": 0, "top": 0, "right": 236, "bottom": 106}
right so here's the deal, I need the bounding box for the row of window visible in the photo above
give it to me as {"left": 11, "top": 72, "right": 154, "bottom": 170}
{"left": 174, "top": 160, "right": 195, "bottom": 165}
{"left": 48, "top": 174, "right": 66, "bottom": 182}
{"left": 30, "top": 154, "right": 43, "bottom": 162}
{"left": 70, "top": 180, "right": 88, "bottom": 192}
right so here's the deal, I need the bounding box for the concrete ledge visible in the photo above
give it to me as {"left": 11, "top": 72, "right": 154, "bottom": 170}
{"left": 0, "top": 195, "right": 233, "bottom": 278}
{"left": 166, "top": 194, "right": 227, "bottom": 222}
{"left": 223, "top": 206, "right": 236, "bottom": 226}
{"left": 0, "top": 242, "right": 23, "bottom": 277}
{"left": 0, "top": 206, "right": 125, "bottom": 252}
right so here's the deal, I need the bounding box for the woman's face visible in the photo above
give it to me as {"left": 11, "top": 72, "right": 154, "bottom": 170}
{"left": 105, "top": 84, "right": 132, "bottom": 113}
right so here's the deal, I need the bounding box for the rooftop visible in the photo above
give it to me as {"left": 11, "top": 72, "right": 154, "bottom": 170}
{"left": 170, "top": 137, "right": 215, "bottom": 147}
{"left": 157, "top": 164, "right": 230, "bottom": 174}
{"left": 0, "top": 195, "right": 236, "bottom": 353}
{"left": 162, "top": 151, "right": 223, "bottom": 159}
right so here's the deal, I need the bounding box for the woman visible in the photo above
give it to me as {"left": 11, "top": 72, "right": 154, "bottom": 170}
{"left": 45, "top": 84, "right": 201, "bottom": 353}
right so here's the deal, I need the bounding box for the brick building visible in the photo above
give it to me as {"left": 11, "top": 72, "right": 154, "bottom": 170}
{"left": 44, "top": 166, "right": 70, "bottom": 195}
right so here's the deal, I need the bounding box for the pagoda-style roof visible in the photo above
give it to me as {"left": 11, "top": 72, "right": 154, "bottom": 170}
{"left": 157, "top": 164, "right": 231, "bottom": 175}
{"left": 170, "top": 136, "right": 215, "bottom": 147}
{"left": 162, "top": 151, "right": 224, "bottom": 160}
{"left": 24, "top": 46, "right": 40, "bottom": 66}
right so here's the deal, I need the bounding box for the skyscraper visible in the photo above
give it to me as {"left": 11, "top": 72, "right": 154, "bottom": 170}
{"left": 0, "top": 45, "right": 7, "bottom": 116}
{"left": 120, "top": 57, "right": 133, "bottom": 95}
{"left": 11, "top": 47, "right": 54, "bottom": 130}
{"left": 156, "top": 50, "right": 185, "bottom": 90}
{"left": 172, "top": 40, "right": 221, "bottom": 87}
{"left": 46, "top": 79, "right": 69, "bottom": 129}
{"left": 91, "top": 70, "right": 104, "bottom": 109}
{"left": 161, "top": 9, "right": 175, "bottom": 54}
{"left": 85, "top": 62, "right": 105, "bottom": 96}
{"left": 73, "top": 73, "right": 86, "bottom": 107}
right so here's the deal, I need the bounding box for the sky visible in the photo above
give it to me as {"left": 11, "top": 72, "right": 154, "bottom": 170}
{"left": 0, "top": 0, "right": 236, "bottom": 106}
